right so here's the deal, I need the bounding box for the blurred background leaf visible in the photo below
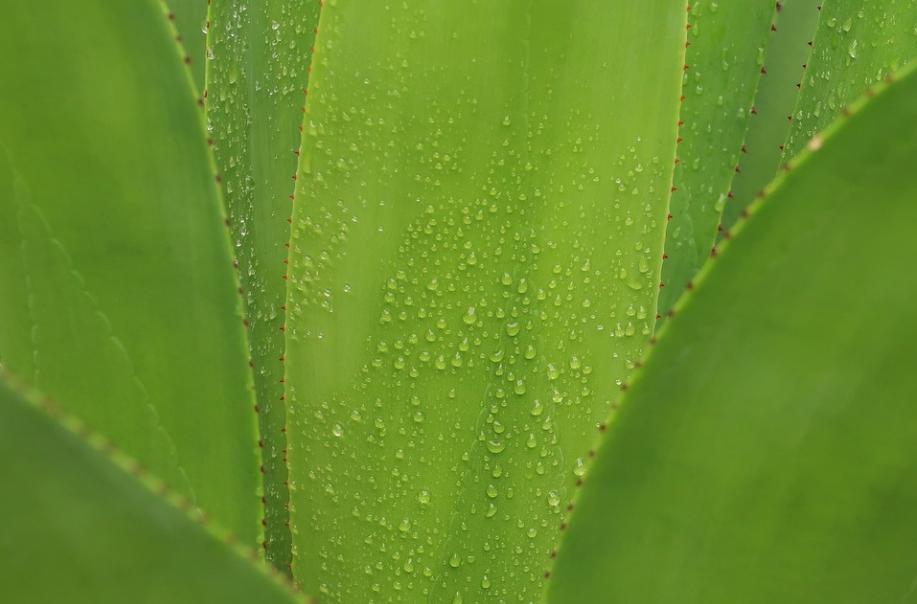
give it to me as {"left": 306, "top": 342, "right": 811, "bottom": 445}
{"left": 0, "top": 0, "right": 261, "bottom": 544}
{"left": 0, "top": 371, "right": 305, "bottom": 604}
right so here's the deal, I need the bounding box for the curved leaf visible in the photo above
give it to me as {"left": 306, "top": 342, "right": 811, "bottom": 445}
{"left": 168, "top": 0, "right": 209, "bottom": 92}
{"left": 0, "top": 372, "right": 305, "bottom": 604}
{"left": 206, "top": 0, "right": 321, "bottom": 571}
{"left": 0, "top": 0, "right": 260, "bottom": 543}
{"left": 284, "top": 1, "right": 686, "bottom": 601}
{"left": 784, "top": 0, "right": 917, "bottom": 157}
{"left": 549, "top": 65, "right": 917, "bottom": 604}
{"left": 720, "top": 0, "right": 821, "bottom": 231}
{"left": 659, "top": 0, "right": 775, "bottom": 314}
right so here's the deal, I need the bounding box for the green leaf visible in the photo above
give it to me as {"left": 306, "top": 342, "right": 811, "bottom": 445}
{"left": 659, "top": 0, "right": 776, "bottom": 313}
{"left": 284, "top": 1, "right": 685, "bottom": 601}
{"left": 0, "top": 371, "right": 305, "bottom": 604}
{"left": 719, "top": 0, "right": 821, "bottom": 233}
{"left": 206, "top": 0, "right": 321, "bottom": 572}
{"left": 0, "top": 0, "right": 260, "bottom": 544}
{"left": 167, "top": 0, "right": 209, "bottom": 92}
{"left": 549, "top": 64, "right": 917, "bottom": 604}
{"left": 784, "top": 0, "right": 917, "bottom": 157}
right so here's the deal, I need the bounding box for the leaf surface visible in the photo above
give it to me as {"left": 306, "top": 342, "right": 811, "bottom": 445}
{"left": 206, "top": 0, "right": 321, "bottom": 571}
{"left": 785, "top": 0, "right": 917, "bottom": 157}
{"left": 659, "top": 0, "right": 775, "bottom": 313}
{"left": 719, "top": 0, "right": 821, "bottom": 233}
{"left": 284, "top": 1, "right": 685, "bottom": 601}
{"left": 0, "top": 0, "right": 260, "bottom": 544}
{"left": 549, "top": 64, "right": 917, "bottom": 604}
{"left": 168, "top": 0, "right": 209, "bottom": 91}
{"left": 0, "top": 372, "right": 304, "bottom": 604}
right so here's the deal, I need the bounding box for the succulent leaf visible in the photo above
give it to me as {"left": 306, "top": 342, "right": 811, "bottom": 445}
{"left": 785, "top": 0, "right": 917, "bottom": 157}
{"left": 167, "top": 0, "right": 209, "bottom": 91}
{"left": 659, "top": 0, "right": 776, "bottom": 314}
{"left": 0, "top": 371, "right": 306, "bottom": 604}
{"left": 283, "top": 1, "right": 686, "bottom": 601}
{"left": 549, "top": 64, "right": 917, "bottom": 604}
{"left": 205, "top": 0, "right": 322, "bottom": 572}
{"left": 0, "top": 0, "right": 261, "bottom": 544}
{"left": 719, "top": 0, "right": 822, "bottom": 235}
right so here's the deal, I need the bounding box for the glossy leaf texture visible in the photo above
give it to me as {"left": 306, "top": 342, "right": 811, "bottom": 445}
{"left": 549, "top": 64, "right": 917, "bottom": 604}
{"left": 284, "top": 1, "right": 685, "bottom": 601}
{"left": 720, "top": 0, "right": 821, "bottom": 232}
{"left": 784, "top": 0, "right": 917, "bottom": 157}
{"left": 658, "top": 0, "right": 775, "bottom": 314}
{"left": 0, "top": 371, "right": 305, "bottom": 604}
{"left": 206, "top": 0, "right": 321, "bottom": 572}
{"left": 168, "top": 0, "right": 209, "bottom": 91}
{"left": 0, "top": 0, "right": 261, "bottom": 544}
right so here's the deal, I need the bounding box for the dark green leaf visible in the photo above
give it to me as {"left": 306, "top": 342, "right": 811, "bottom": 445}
{"left": 0, "top": 0, "right": 260, "bottom": 543}
{"left": 206, "top": 0, "right": 321, "bottom": 571}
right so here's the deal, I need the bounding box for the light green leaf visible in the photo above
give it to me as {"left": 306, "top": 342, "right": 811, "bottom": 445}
{"left": 659, "top": 0, "right": 776, "bottom": 313}
{"left": 719, "top": 0, "right": 821, "bottom": 233}
{"left": 206, "top": 0, "right": 321, "bottom": 572}
{"left": 0, "top": 0, "right": 260, "bottom": 544}
{"left": 0, "top": 371, "right": 305, "bottom": 604}
{"left": 784, "top": 0, "right": 917, "bottom": 157}
{"left": 549, "top": 64, "right": 917, "bottom": 604}
{"left": 284, "top": 1, "right": 685, "bottom": 601}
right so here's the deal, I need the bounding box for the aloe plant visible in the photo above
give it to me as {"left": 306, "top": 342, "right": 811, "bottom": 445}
{"left": 1, "top": 0, "right": 916, "bottom": 602}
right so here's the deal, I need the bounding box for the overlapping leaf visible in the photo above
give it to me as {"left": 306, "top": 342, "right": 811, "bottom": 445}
{"left": 206, "top": 0, "right": 321, "bottom": 571}
{"left": 0, "top": 372, "right": 304, "bottom": 604}
{"left": 720, "top": 0, "right": 821, "bottom": 232}
{"left": 550, "top": 64, "right": 917, "bottom": 604}
{"left": 658, "top": 0, "right": 775, "bottom": 313}
{"left": 785, "top": 0, "right": 917, "bottom": 157}
{"left": 168, "top": 0, "right": 208, "bottom": 91}
{"left": 0, "top": 0, "right": 260, "bottom": 543}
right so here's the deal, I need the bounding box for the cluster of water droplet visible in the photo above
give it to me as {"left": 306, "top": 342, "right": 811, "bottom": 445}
{"left": 205, "top": 0, "right": 321, "bottom": 567}
{"left": 281, "top": 3, "right": 671, "bottom": 602}
{"left": 788, "top": 1, "right": 916, "bottom": 155}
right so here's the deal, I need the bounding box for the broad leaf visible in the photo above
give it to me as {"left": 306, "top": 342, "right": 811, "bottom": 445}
{"left": 284, "top": 1, "right": 685, "bottom": 601}
{"left": 658, "top": 0, "right": 775, "bottom": 314}
{"left": 0, "top": 0, "right": 260, "bottom": 543}
{"left": 549, "top": 64, "right": 917, "bottom": 604}
{"left": 720, "top": 0, "right": 821, "bottom": 232}
{"left": 206, "top": 0, "right": 321, "bottom": 571}
{"left": 0, "top": 372, "right": 304, "bottom": 604}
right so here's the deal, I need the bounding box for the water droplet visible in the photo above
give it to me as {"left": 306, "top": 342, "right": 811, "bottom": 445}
{"left": 486, "top": 439, "right": 505, "bottom": 454}
{"left": 463, "top": 306, "right": 477, "bottom": 325}
{"left": 573, "top": 457, "right": 586, "bottom": 477}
